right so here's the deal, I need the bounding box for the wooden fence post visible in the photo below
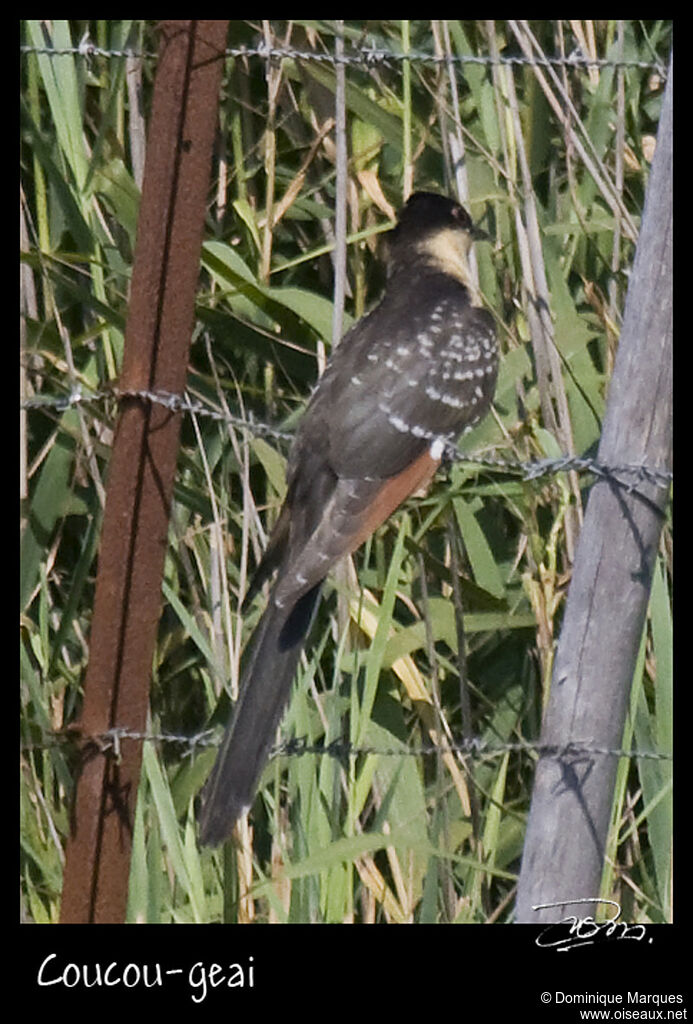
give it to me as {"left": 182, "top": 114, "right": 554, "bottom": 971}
{"left": 515, "top": 56, "right": 672, "bottom": 924}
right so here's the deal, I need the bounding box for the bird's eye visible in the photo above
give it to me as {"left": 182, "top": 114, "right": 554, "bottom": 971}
{"left": 452, "top": 205, "right": 471, "bottom": 229}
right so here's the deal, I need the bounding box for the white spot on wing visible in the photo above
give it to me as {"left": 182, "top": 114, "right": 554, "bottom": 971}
{"left": 430, "top": 437, "right": 445, "bottom": 460}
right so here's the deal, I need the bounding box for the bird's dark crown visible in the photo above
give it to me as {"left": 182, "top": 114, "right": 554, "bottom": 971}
{"left": 392, "top": 192, "right": 474, "bottom": 244}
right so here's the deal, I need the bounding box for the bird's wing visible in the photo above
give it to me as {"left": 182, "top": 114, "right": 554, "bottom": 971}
{"left": 269, "top": 290, "right": 496, "bottom": 607}
{"left": 273, "top": 446, "right": 439, "bottom": 608}
{"left": 324, "top": 287, "right": 497, "bottom": 478}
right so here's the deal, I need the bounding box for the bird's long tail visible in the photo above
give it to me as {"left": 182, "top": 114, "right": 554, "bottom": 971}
{"left": 198, "top": 583, "right": 321, "bottom": 846}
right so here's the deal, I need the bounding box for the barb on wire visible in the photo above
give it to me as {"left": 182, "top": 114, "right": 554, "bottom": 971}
{"left": 22, "top": 384, "right": 673, "bottom": 490}
{"left": 19, "top": 40, "right": 668, "bottom": 77}
{"left": 21, "top": 725, "right": 673, "bottom": 763}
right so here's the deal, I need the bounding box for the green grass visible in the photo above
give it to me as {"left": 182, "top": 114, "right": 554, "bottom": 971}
{"left": 20, "top": 19, "right": 672, "bottom": 923}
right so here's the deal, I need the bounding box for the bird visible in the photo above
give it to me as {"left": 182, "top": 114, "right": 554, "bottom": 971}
{"left": 198, "top": 191, "right": 498, "bottom": 846}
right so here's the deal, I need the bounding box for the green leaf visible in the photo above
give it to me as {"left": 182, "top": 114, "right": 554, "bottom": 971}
{"left": 21, "top": 416, "right": 77, "bottom": 610}
{"left": 453, "top": 496, "right": 505, "bottom": 599}
{"left": 27, "top": 21, "right": 88, "bottom": 193}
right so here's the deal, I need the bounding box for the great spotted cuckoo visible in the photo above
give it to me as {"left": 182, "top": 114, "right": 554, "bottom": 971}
{"left": 198, "top": 191, "right": 498, "bottom": 845}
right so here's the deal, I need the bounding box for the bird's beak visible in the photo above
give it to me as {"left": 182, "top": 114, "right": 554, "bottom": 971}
{"left": 471, "top": 222, "right": 491, "bottom": 243}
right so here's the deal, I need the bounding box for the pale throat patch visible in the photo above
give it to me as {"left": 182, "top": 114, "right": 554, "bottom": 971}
{"left": 417, "top": 227, "right": 479, "bottom": 301}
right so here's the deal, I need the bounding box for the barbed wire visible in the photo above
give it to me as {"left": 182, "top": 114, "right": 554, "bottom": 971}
{"left": 20, "top": 725, "right": 673, "bottom": 763}
{"left": 19, "top": 39, "right": 668, "bottom": 76}
{"left": 22, "top": 385, "right": 295, "bottom": 443}
{"left": 21, "top": 388, "right": 672, "bottom": 773}
{"left": 21, "top": 384, "right": 673, "bottom": 490}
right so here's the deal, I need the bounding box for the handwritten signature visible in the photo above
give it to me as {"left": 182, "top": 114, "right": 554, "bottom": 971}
{"left": 533, "top": 898, "right": 651, "bottom": 951}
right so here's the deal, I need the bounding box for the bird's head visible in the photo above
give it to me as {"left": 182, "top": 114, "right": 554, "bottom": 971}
{"left": 387, "top": 191, "right": 489, "bottom": 292}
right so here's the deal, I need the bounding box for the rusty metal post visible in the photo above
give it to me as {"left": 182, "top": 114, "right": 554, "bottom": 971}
{"left": 60, "top": 20, "right": 229, "bottom": 924}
